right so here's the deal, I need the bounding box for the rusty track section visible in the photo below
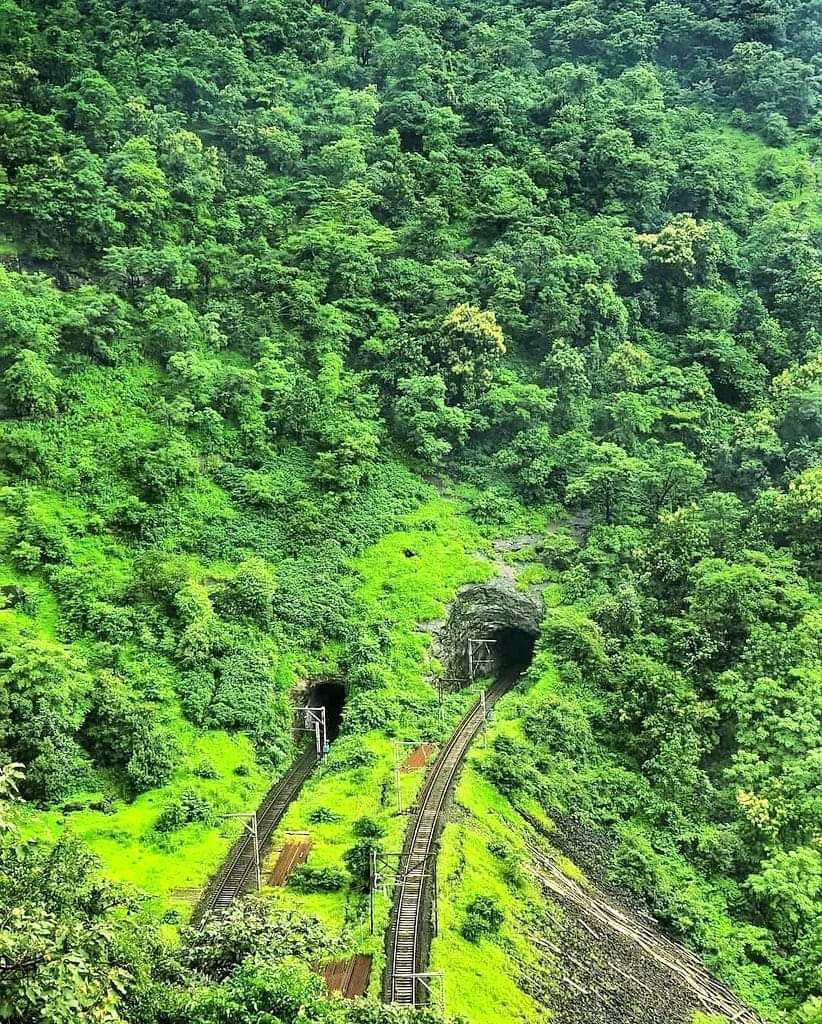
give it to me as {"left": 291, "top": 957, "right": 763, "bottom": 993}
{"left": 270, "top": 838, "right": 312, "bottom": 886}
{"left": 191, "top": 746, "right": 318, "bottom": 924}
{"left": 384, "top": 678, "right": 514, "bottom": 1005}
{"left": 320, "top": 955, "right": 373, "bottom": 998}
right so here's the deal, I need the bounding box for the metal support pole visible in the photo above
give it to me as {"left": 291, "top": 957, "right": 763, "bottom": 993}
{"left": 300, "top": 707, "right": 328, "bottom": 757}
{"left": 403, "top": 973, "right": 444, "bottom": 1013}
{"left": 250, "top": 813, "right": 260, "bottom": 890}
{"left": 222, "top": 812, "right": 261, "bottom": 891}
{"left": 369, "top": 847, "right": 376, "bottom": 935}
{"left": 432, "top": 859, "right": 438, "bottom": 936}
{"left": 394, "top": 743, "right": 402, "bottom": 814}
{"left": 480, "top": 688, "right": 488, "bottom": 748}
{"left": 393, "top": 739, "right": 417, "bottom": 814}
{"left": 468, "top": 638, "right": 497, "bottom": 681}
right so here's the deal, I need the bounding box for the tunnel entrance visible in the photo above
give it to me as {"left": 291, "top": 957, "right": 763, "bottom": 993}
{"left": 435, "top": 580, "right": 543, "bottom": 687}
{"left": 492, "top": 627, "right": 536, "bottom": 677}
{"left": 306, "top": 680, "right": 346, "bottom": 740}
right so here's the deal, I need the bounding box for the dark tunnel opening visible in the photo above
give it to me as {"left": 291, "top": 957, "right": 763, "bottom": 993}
{"left": 492, "top": 627, "right": 536, "bottom": 678}
{"left": 307, "top": 680, "right": 346, "bottom": 741}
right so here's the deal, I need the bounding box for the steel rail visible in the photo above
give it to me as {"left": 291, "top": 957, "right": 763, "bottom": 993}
{"left": 191, "top": 745, "right": 319, "bottom": 924}
{"left": 384, "top": 678, "right": 514, "bottom": 1004}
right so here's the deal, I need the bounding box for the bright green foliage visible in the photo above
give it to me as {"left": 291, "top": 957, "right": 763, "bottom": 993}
{"left": 431, "top": 304, "right": 507, "bottom": 401}
{"left": 288, "top": 864, "right": 347, "bottom": 893}
{"left": 460, "top": 894, "right": 505, "bottom": 942}
{"left": 0, "top": 774, "right": 144, "bottom": 1024}
{"left": 3, "top": 349, "right": 59, "bottom": 417}
{"left": 430, "top": 761, "right": 551, "bottom": 1024}
{"left": 0, "top": 0, "right": 819, "bottom": 1018}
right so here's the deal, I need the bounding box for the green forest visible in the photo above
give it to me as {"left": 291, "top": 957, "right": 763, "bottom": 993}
{"left": 0, "top": 0, "right": 820, "bottom": 1021}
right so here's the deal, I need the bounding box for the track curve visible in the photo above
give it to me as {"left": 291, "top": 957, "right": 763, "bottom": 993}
{"left": 191, "top": 745, "right": 319, "bottom": 924}
{"left": 384, "top": 677, "right": 516, "bottom": 1005}
{"left": 528, "top": 844, "right": 763, "bottom": 1024}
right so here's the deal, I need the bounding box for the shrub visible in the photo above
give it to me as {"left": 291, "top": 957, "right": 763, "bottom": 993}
{"left": 539, "top": 531, "right": 580, "bottom": 570}
{"left": 202, "top": 646, "right": 287, "bottom": 748}
{"left": 341, "top": 816, "right": 387, "bottom": 892}
{"left": 307, "top": 805, "right": 341, "bottom": 824}
{"left": 180, "top": 897, "right": 336, "bottom": 978}
{"left": 0, "top": 584, "right": 27, "bottom": 610}
{"left": 215, "top": 558, "right": 276, "bottom": 624}
{"left": 126, "top": 724, "right": 179, "bottom": 791}
{"left": 342, "top": 840, "right": 374, "bottom": 891}
{"left": 83, "top": 674, "right": 180, "bottom": 792}
{"left": 352, "top": 816, "right": 386, "bottom": 841}
{"left": 12, "top": 505, "right": 70, "bottom": 565}
{"left": 10, "top": 539, "right": 41, "bottom": 571}
{"left": 3, "top": 350, "right": 60, "bottom": 418}
{"left": 346, "top": 662, "right": 389, "bottom": 691}
{"left": 28, "top": 735, "right": 99, "bottom": 804}
{"left": 522, "top": 691, "right": 596, "bottom": 761}
{"left": 342, "top": 691, "right": 392, "bottom": 731}
{"left": 0, "top": 638, "right": 94, "bottom": 802}
{"left": 488, "top": 839, "right": 510, "bottom": 859}
{"left": 480, "top": 734, "right": 542, "bottom": 798}
{"left": 154, "top": 789, "right": 213, "bottom": 832}
{"left": 194, "top": 758, "right": 219, "bottom": 779}
{"left": 468, "top": 488, "right": 520, "bottom": 525}
{"left": 288, "top": 865, "right": 346, "bottom": 893}
{"left": 323, "top": 737, "right": 377, "bottom": 772}
{"left": 461, "top": 894, "right": 504, "bottom": 942}
{"left": 541, "top": 606, "right": 605, "bottom": 668}
{"left": 135, "top": 438, "right": 198, "bottom": 499}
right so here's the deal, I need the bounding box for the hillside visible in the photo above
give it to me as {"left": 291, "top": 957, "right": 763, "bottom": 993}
{"left": 0, "top": 0, "right": 820, "bottom": 1021}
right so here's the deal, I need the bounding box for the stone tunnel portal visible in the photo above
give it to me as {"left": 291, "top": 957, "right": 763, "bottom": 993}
{"left": 435, "top": 580, "right": 542, "bottom": 686}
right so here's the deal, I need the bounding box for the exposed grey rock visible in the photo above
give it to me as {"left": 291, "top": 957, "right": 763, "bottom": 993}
{"left": 433, "top": 578, "right": 543, "bottom": 685}
{"left": 492, "top": 533, "right": 544, "bottom": 554}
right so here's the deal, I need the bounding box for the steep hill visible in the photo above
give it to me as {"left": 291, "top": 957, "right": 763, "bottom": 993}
{"left": 0, "top": 0, "right": 820, "bottom": 1021}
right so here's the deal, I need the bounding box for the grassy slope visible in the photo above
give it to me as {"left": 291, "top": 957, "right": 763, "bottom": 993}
{"left": 715, "top": 124, "right": 821, "bottom": 227}
{"left": 0, "top": 346, "right": 487, "bottom": 917}
{"left": 264, "top": 491, "right": 563, "bottom": 998}
{"left": 2, "top": 474, "right": 273, "bottom": 915}
{"left": 18, "top": 731, "right": 268, "bottom": 913}
{"left": 429, "top": 670, "right": 565, "bottom": 1024}
{"left": 265, "top": 493, "right": 498, "bottom": 992}
{"left": 3, "top": 485, "right": 510, "bottom": 927}
{"left": 433, "top": 768, "right": 554, "bottom": 1024}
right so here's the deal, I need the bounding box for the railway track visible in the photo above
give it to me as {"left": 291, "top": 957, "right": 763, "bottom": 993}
{"left": 384, "top": 677, "right": 515, "bottom": 1005}
{"left": 527, "top": 844, "right": 763, "bottom": 1024}
{"left": 191, "top": 745, "right": 319, "bottom": 924}
{"left": 381, "top": 671, "right": 761, "bottom": 1022}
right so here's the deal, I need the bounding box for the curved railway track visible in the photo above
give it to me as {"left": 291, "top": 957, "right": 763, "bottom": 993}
{"left": 384, "top": 677, "right": 515, "bottom": 1005}
{"left": 528, "top": 844, "right": 763, "bottom": 1024}
{"left": 382, "top": 672, "right": 761, "bottom": 1024}
{"left": 191, "top": 745, "right": 319, "bottom": 924}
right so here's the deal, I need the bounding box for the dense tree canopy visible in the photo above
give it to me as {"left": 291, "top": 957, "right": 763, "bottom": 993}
{"left": 0, "top": 0, "right": 819, "bottom": 1019}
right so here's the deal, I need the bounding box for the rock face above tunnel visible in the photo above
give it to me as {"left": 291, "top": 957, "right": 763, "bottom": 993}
{"left": 434, "top": 579, "right": 543, "bottom": 685}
